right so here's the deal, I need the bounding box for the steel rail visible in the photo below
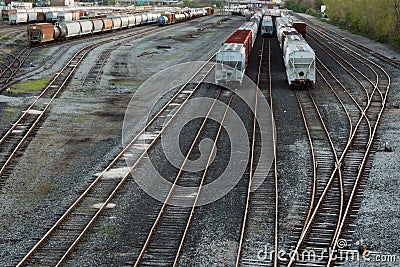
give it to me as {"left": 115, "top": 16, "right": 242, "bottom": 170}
{"left": 132, "top": 70, "right": 219, "bottom": 267}
{"left": 0, "top": 43, "right": 95, "bottom": 177}
{"left": 267, "top": 38, "right": 279, "bottom": 267}
{"left": 327, "top": 52, "right": 392, "bottom": 267}
{"left": 0, "top": 21, "right": 212, "bottom": 178}
{"left": 235, "top": 37, "right": 264, "bottom": 267}
{"left": 17, "top": 55, "right": 216, "bottom": 267}
{"left": 296, "top": 14, "right": 400, "bottom": 69}
{"left": 287, "top": 23, "right": 390, "bottom": 267}
{"left": 172, "top": 95, "right": 234, "bottom": 267}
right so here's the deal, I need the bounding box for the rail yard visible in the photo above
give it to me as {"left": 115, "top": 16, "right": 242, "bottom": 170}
{"left": 0, "top": 5, "right": 399, "bottom": 267}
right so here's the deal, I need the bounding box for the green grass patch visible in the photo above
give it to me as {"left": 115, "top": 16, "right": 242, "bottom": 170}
{"left": 68, "top": 115, "right": 87, "bottom": 123}
{"left": 0, "top": 36, "right": 10, "bottom": 41}
{"left": 99, "top": 224, "right": 116, "bottom": 235}
{"left": 4, "top": 107, "right": 17, "bottom": 113}
{"left": 40, "top": 131, "right": 55, "bottom": 137}
{"left": 11, "top": 79, "right": 49, "bottom": 93}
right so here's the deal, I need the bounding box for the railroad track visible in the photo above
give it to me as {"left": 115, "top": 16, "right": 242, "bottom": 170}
{"left": 81, "top": 25, "right": 160, "bottom": 86}
{"left": 296, "top": 14, "right": 400, "bottom": 69}
{"left": 0, "top": 25, "right": 160, "bottom": 93}
{"left": 133, "top": 89, "right": 233, "bottom": 266}
{"left": 16, "top": 56, "right": 217, "bottom": 266}
{"left": 0, "top": 15, "right": 215, "bottom": 93}
{"left": 237, "top": 38, "right": 278, "bottom": 267}
{"left": 283, "top": 20, "right": 391, "bottom": 267}
{"left": 0, "top": 17, "right": 216, "bottom": 182}
{"left": 0, "top": 47, "right": 36, "bottom": 89}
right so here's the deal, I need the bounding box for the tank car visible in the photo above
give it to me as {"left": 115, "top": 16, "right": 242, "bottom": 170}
{"left": 157, "top": 15, "right": 169, "bottom": 26}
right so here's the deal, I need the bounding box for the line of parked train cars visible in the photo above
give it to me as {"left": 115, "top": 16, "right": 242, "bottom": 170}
{"left": 215, "top": 12, "right": 261, "bottom": 85}
{"left": 158, "top": 7, "right": 213, "bottom": 26}
{"left": 2, "top": 6, "right": 160, "bottom": 23}
{"left": 275, "top": 15, "right": 315, "bottom": 88}
{"left": 27, "top": 7, "right": 213, "bottom": 46}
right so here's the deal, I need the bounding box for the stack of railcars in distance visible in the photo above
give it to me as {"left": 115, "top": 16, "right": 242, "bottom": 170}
{"left": 27, "top": 7, "right": 213, "bottom": 46}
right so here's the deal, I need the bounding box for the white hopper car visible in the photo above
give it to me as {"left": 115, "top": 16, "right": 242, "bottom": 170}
{"left": 283, "top": 34, "right": 315, "bottom": 88}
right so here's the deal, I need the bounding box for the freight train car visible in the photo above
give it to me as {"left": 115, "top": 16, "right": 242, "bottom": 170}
{"left": 239, "top": 20, "right": 258, "bottom": 47}
{"left": 283, "top": 34, "right": 315, "bottom": 88}
{"left": 9, "top": 12, "right": 28, "bottom": 24}
{"left": 215, "top": 29, "right": 254, "bottom": 85}
{"left": 261, "top": 15, "right": 273, "bottom": 37}
{"left": 28, "top": 9, "right": 210, "bottom": 45}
